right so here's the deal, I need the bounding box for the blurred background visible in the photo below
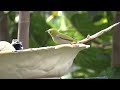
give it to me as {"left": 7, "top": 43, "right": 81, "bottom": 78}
{"left": 0, "top": 11, "right": 117, "bottom": 78}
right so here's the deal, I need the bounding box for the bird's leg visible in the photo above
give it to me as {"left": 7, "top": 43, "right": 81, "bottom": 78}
{"left": 71, "top": 44, "right": 80, "bottom": 48}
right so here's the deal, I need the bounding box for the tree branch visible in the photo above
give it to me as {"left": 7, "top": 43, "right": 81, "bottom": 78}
{"left": 78, "top": 22, "right": 120, "bottom": 44}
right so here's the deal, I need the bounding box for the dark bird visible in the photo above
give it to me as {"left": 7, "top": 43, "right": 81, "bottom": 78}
{"left": 11, "top": 39, "right": 23, "bottom": 50}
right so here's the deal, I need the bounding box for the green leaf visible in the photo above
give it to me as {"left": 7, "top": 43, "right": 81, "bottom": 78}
{"left": 73, "top": 47, "right": 111, "bottom": 77}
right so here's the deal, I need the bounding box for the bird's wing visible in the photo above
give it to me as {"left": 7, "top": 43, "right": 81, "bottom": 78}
{"left": 57, "top": 33, "right": 75, "bottom": 42}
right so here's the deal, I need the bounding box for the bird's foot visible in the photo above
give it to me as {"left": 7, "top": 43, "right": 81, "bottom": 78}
{"left": 71, "top": 44, "right": 79, "bottom": 48}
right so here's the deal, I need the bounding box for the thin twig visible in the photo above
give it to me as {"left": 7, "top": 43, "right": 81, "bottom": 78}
{"left": 78, "top": 22, "right": 120, "bottom": 44}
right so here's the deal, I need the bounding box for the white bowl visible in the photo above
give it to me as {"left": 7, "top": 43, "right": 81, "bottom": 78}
{"left": 0, "top": 44, "right": 90, "bottom": 79}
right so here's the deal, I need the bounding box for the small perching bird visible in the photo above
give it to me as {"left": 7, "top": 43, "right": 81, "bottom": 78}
{"left": 46, "top": 29, "right": 77, "bottom": 44}
{"left": 11, "top": 39, "right": 23, "bottom": 50}
{"left": 0, "top": 39, "right": 23, "bottom": 52}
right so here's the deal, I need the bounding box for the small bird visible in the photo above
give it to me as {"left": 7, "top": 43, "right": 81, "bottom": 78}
{"left": 0, "top": 39, "right": 23, "bottom": 52}
{"left": 46, "top": 29, "right": 77, "bottom": 44}
{"left": 11, "top": 39, "right": 23, "bottom": 50}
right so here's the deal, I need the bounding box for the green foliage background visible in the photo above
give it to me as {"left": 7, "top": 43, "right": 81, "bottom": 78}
{"left": 7, "top": 11, "right": 116, "bottom": 78}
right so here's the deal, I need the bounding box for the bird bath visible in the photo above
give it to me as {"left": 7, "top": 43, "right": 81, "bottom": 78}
{"left": 0, "top": 44, "right": 90, "bottom": 79}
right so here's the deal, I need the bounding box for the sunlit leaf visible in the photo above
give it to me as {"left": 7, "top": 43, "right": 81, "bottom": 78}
{"left": 3, "top": 11, "right": 10, "bottom": 14}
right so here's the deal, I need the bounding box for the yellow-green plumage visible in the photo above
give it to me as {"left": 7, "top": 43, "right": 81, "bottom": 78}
{"left": 47, "top": 29, "right": 77, "bottom": 44}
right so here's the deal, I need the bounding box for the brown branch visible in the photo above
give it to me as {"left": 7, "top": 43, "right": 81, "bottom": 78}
{"left": 18, "top": 11, "right": 30, "bottom": 49}
{"left": 78, "top": 22, "right": 120, "bottom": 44}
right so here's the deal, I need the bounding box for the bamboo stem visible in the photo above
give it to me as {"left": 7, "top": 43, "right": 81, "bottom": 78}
{"left": 18, "top": 11, "right": 30, "bottom": 49}
{"left": 112, "top": 12, "right": 120, "bottom": 67}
